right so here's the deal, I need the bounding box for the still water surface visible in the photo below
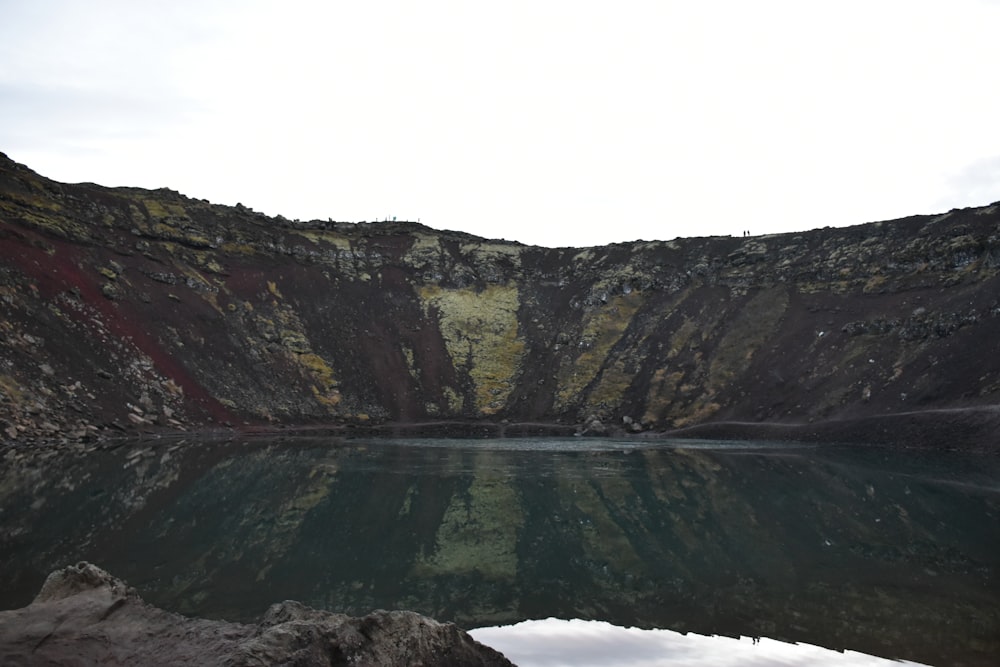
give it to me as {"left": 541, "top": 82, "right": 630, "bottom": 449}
{"left": 0, "top": 437, "right": 996, "bottom": 665}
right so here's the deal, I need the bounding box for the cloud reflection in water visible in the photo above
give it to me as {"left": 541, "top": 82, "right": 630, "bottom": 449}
{"left": 470, "top": 619, "right": 930, "bottom": 667}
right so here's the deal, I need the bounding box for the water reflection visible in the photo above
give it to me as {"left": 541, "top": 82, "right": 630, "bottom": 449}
{"left": 469, "top": 619, "right": 931, "bottom": 667}
{"left": 0, "top": 437, "right": 996, "bottom": 666}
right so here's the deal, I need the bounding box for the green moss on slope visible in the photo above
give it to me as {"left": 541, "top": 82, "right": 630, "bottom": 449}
{"left": 556, "top": 291, "right": 645, "bottom": 411}
{"left": 418, "top": 284, "right": 525, "bottom": 415}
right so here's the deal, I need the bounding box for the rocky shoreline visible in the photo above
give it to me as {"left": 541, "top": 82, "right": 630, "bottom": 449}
{"left": 0, "top": 562, "right": 513, "bottom": 666}
{"left": 5, "top": 404, "right": 999, "bottom": 459}
{"left": 662, "top": 405, "right": 1000, "bottom": 452}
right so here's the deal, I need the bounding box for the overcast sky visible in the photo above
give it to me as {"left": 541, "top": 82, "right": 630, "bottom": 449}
{"left": 2, "top": 0, "right": 999, "bottom": 248}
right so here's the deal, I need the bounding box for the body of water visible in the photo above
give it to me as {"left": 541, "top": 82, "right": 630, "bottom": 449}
{"left": 0, "top": 436, "right": 996, "bottom": 665}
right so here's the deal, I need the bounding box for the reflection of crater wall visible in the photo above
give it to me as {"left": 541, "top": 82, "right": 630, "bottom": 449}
{"left": 3, "top": 153, "right": 1000, "bottom": 439}
{"left": 413, "top": 451, "right": 523, "bottom": 580}
{"left": 1, "top": 440, "right": 996, "bottom": 666}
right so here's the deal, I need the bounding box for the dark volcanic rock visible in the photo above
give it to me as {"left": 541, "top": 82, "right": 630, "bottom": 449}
{"left": 0, "top": 562, "right": 513, "bottom": 666}
{"left": 1, "top": 151, "right": 999, "bottom": 447}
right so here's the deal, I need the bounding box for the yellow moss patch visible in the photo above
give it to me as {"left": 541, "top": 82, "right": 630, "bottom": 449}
{"left": 193, "top": 253, "right": 225, "bottom": 275}
{"left": 863, "top": 274, "right": 887, "bottom": 293}
{"left": 150, "top": 222, "right": 176, "bottom": 235}
{"left": 147, "top": 221, "right": 211, "bottom": 247}
{"left": 584, "top": 359, "right": 634, "bottom": 414}
{"left": 0, "top": 183, "right": 63, "bottom": 213}
{"left": 252, "top": 301, "right": 342, "bottom": 411}
{"left": 300, "top": 352, "right": 341, "bottom": 406}
{"left": 672, "top": 401, "right": 722, "bottom": 429}
{"left": 296, "top": 230, "right": 352, "bottom": 251}
{"left": 442, "top": 386, "right": 464, "bottom": 413}
{"left": 170, "top": 265, "right": 223, "bottom": 313}
{"left": 459, "top": 243, "right": 523, "bottom": 270}
{"left": 410, "top": 233, "right": 440, "bottom": 253}
{"left": 402, "top": 234, "right": 444, "bottom": 274}
{"left": 142, "top": 200, "right": 168, "bottom": 219}
{"left": 199, "top": 291, "right": 223, "bottom": 313}
{"left": 418, "top": 283, "right": 525, "bottom": 415}
{"left": 310, "top": 385, "right": 342, "bottom": 407}
{"left": 0, "top": 198, "right": 86, "bottom": 239}
{"left": 555, "top": 291, "right": 645, "bottom": 410}
{"left": 142, "top": 199, "right": 187, "bottom": 219}
{"left": 280, "top": 329, "right": 311, "bottom": 353}
{"left": 163, "top": 379, "right": 184, "bottom": 397}
{"left": 0, "top": 375, "right": 24, "bottom": 407}
{"left": 642, "top": 369, "right": 685, "bottom": 424}
{"left": 401, "top": 345, "right": 419, "bottom": 381}
{"left": 666, "top": 318, "right": 698, "bottom": 360}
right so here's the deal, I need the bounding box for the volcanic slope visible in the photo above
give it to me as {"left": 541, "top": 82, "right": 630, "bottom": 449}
{"left": 2, "top": 152, "right": 999, "bottom": 447}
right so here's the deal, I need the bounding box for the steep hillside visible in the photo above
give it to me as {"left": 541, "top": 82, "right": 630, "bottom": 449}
{"left": 2, "top": 152, "right": 999, "bottom": 446}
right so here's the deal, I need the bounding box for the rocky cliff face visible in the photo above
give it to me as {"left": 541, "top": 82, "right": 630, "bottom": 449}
{"left": 2, "top": 152, "right": 999, "bottom": 444}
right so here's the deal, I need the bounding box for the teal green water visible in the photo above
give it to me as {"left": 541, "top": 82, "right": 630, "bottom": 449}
{"left": 0, "top": 437, "right": 996, "bottom": 665}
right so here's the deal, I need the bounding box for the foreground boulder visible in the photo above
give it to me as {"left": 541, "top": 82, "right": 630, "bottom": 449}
{"left": 0, "top": 562, "right": 513, "bottom": 666}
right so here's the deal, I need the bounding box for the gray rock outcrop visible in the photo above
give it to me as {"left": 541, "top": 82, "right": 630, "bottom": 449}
{"left": 0, "top": 562, "right": 513, "bottom": 666}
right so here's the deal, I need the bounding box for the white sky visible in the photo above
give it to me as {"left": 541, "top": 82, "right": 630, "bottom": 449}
{"left": 2, "top": 0, "right": 999, "bottom": 248}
